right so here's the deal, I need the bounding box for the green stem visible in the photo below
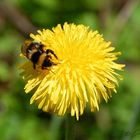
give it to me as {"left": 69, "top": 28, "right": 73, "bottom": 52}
{"left": 65, "top": 115, "right": 75, "bottom": 140}
{"left": 49, "top": 115, "right": 63, "bottom": 140}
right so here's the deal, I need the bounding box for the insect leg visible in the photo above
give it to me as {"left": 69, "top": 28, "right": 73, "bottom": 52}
{"left": 46, "top": 49, "right": 58, "bottom": 59}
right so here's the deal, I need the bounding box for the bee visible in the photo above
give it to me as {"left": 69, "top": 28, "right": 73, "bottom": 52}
{"left": 21, "top": 40, "right": 58, "bottom": 70}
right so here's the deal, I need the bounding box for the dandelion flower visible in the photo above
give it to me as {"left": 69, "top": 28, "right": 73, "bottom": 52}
{"left": 20, "top": 23, "right": 125, "bottom": 120}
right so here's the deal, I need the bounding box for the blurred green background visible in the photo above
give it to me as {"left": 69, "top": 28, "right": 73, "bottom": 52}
{"left": 0, "top": 0, "right": 140, "bottom": 140}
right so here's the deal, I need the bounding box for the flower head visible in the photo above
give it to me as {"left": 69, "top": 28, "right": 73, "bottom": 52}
{"left": 20, "top": 23, "right": 125, "bottom": 120}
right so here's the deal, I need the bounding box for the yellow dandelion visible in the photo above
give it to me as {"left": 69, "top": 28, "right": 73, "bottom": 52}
{"left": 20, "top": 23, "right": 125, "bottom": 120}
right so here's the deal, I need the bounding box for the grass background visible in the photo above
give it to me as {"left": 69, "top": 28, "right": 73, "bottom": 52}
{"left": 0, "top": 0, "right": 140, "bottom": 139}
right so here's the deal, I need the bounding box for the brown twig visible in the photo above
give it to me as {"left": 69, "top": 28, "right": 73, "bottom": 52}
{"left": 109, "top": 0, "right": 139, "bottom": 41}
{"left": 0, "top": 1, "right": 37, "bottom": 36}
{"left": 99, "top": 1, "right": 111, "bottom": 29}
{"left": 0, "top": 12, "right": 5, "bottom": 28}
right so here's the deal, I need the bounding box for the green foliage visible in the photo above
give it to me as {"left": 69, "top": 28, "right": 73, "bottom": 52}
{"left": 0, "top": 0, "right": 140, "bottom": 140}
{"left": 0, "top": 61, "right": 9, "bottom": 81}
{"left": 117, "top": 5, "right": 140, "bottom": 62}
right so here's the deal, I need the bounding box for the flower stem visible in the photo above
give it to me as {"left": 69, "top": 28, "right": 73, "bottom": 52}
{"left": 65, "top": 115, "right": 75, "bottom": 140}
{"left": 49, "top": 115, "right": 63, "bottom": 140}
